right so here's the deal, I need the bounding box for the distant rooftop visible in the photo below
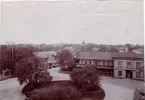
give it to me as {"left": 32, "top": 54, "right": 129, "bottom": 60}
{"left": 78, "top": 51, "right": 113, "bottom": 60}
{"left": 132, "top": 48, "right": 144, "bottom": 54}
{"left": 78, "top": 51, "right": 143, "bottom": 60}
{"left": 34, "top": 51, "right": 57, "bottom": 58}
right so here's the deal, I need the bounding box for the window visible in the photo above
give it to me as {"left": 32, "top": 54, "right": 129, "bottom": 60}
{"left": 100, "top": 61, "right": 103, "bottom": 65}
{"left": 105, "top": 61, "right": 108, "bottom": 66}
{"left": 102, "top": 61, "right": 105, "bottom": 65}
{"left": 96, "top": 61, "right": 99, "bottom": 65}
{"left": 97, "top": 61, "right": 100, "bottom": 65}
{"left": 136, "top": 62, "right": 141, "bottom": 69}
{"left": 136, "top": 72, "right": 141, "bottom": 78}
{"left": 79, "top": 60, "right": 82, "bottom": 64}
{"left": 87, "top": 60, "right": 90, "bottom": 64}
{"left": 82, "top": 60, "right": 85, "bottom": 64}
{"left": 118, "top": 71, "right": 122, "bottom": 76}
{"left": 84, "top": 60, "right": 87, "bottom": 64}
{"left": 91, "top": 61, "right": 94, "bottom": 65}
{"left": 118, "top": 61, "right": 123, "bottom": 68}
{"left": 110, "top": 62, "right": 112, "bottom": 66}
{"left": 127, "top": 61, "right": 131, "bottom": 68}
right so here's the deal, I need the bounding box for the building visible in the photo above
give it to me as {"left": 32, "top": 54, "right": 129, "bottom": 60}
{"left": 118, "top": 46, "right": 129, "bottom": 52}
{"left": 34, "top": 51, "right": 58, "bottom": 69}
{"left": 76, "top": 51, "right": 144, "bottom": 80}
{"left": 76, "top": 51, "right": 114, "bottom": 76}
{"left": 132, "top": 48, "right": 144, "bottom": 54}
{"left": 113, "top": 52, "right": 144, "bottom": 80}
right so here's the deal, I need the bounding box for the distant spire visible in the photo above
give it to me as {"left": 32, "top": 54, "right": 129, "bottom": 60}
{"left": 82, "top": 41, "right": 85, "bottom": 44}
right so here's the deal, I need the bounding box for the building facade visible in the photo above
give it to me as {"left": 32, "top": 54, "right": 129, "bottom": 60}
{"left": 34, "top": 51, "right": 58, "bottom": 69}
{"left": 76, "top": 51, "right": 144, "bottom": 81}
{"left": 47, "top": 55, "right": 58, "bottom": 68}
{"left": 76, "top": 52, "right": 114, "bottom": 76}
{"left": 113, "top": 52, "right": 144, "bottom": 80}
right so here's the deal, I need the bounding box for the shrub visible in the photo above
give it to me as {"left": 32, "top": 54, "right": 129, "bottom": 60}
{"left": 61, "top": 67, "right": 74, "bottom": 71}
{"left": 15, "top": 56, "right": 52, "bottom": 85}
{"left": 70, "top": 67, "right": 100, "bottom": 92}
{"left": 33, "top": 71, "right": 52, "bottom": 84}
{"left": 57, "top": 49, "right": 76, "bottom": 70}
{"left": 22, "top": 82, "right": 41, "bottom": 94}
{"left": 22, "top": 71, "right": 52, "bottom": 94}
{"left": 28, "top": 84, "right": 81, "bottom": 100}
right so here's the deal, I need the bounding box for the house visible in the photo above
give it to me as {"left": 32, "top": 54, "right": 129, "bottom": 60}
{"left": 112, "top": 52, "right": 144, "bottom": 81}
{"left": 34, "top": 51, "right": 58, "bottom": 69}
{"left": 118, "top": 46, "right": 129, "bottom": 52}
{"left": 91, "top": 47, "right": 101, "bottom": 52}
{"left": 132, "top": 48, "right": 144, "bottom": 54}
{"left": 76, "top": 51, "right": 114, "bottom": 76}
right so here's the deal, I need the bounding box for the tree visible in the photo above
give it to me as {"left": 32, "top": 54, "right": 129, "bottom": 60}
{"left": 57, "top": 49, "right": 75, "bottom": 71}
{"left": 0, "top": 45, "right": 35, "bottom": 75}
{"left": 15, "top": 56, "right": 52, "bottom": 85}
{"left": 70, "top": 67, "right": 100, "bottom": 92}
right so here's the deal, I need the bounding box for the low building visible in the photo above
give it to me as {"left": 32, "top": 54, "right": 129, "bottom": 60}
{"left": 118, "top": 46, "right": 129, "bottom": 52}
{"left": 76, "top": 52, "right": 114, "bottom": 76}
{"left": 132, "top": 48, "right": 144, "bottom": 54}
{"left": 112, "top": 52, "right": 144, "bottom": 81}
{"left": 34, "top": 51, "right": 58, "bottom": 69}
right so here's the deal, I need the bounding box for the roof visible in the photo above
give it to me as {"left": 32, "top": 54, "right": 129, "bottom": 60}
{"left": 78, "top": 51, "right": 113, "bottom": 60}
{"left": 112, "top": 52, "right": 144, "bottom": 59}
{"left": 78, "top": 51, "right": 144, "bottom": 60}
{"left": 132, "top": 48, "right": 144, "bottom": 54}
{"left": 34, "top": 51, "right": 57, "bottom": 58}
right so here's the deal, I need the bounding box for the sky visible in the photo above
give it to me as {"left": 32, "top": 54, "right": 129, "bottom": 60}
{"left": 0, "top": 0, "right": 144, "bottom": 44}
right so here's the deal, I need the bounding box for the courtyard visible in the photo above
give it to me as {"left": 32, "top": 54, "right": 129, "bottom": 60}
{"left": 0, "top": 68, "right": 144, "bottom": 100}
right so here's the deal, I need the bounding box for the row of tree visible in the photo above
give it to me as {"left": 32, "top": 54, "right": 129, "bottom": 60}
{"left": 0, "top": 45, "right": 35, "bottom": 75}
{"left": 0, "top": 44, "right": 52, "bottom": 87}
{"left": 8, "top": 43, "right": 143, "bottom": 52}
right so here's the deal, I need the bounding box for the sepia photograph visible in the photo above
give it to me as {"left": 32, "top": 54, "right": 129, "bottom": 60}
{"left": 0, "top": 0, "right": 144, "bottom": 100}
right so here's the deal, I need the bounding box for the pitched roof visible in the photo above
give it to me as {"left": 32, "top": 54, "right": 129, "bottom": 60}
{"left": 78, "top": 51, "right": 113, "bottom": 60}
{"left": 78, "top": 51, "right": 143, "bottom": 60}
{"left": 34, "top": 51, "right": 57, "bottom": 58}
{"left": 132, "top": 48, "right": 144, "bottom": 54}
{"left": 112, "top": 52, "right": 144, "bottom": 59}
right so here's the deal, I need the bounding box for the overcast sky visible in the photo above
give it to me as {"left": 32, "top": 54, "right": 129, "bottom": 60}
{"left": 1, "top": 0, "right": 144, "bottom": 44}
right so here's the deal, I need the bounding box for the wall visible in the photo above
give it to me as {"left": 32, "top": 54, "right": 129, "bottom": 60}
{"left": 114, "top": 60, "right": 143, "bottom": 70}
{"left": 114, "top": 59, "right": 144, "bottom": 80}
{"left": 114, "top": 60, "right": 129, "bottom": 69}
{"left": 132, "top": 71, "right": 144, "bottom": 80}
{"left": 47, "top": 55, "right": 56, "bottom": 63}
{"left": 133, "top": 60, "right": 144, "bottom": 69}
{"left": 114, "top": 70, "right": 126, "bottom": 78}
